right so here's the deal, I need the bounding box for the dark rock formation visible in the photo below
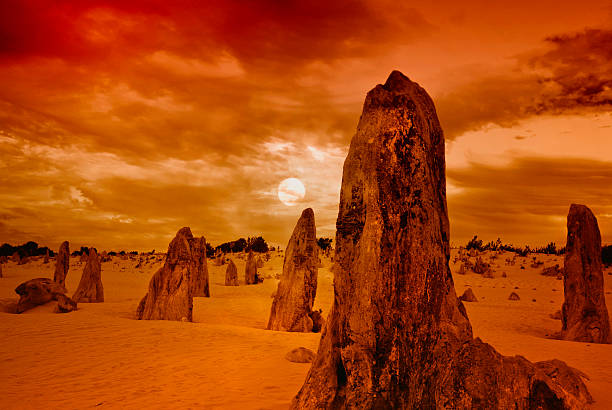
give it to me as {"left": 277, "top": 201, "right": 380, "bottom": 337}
{"left": 0, "top": 262, "right": 2, "bottom": 278}
{"left": 286, "top": 347, "right": 315, "bottom": 363}
{"left": 137, "top": 227, "right": 203, "bottom": 321}
{"left": 291, "top": 71, "right": 591, "bottom": 409}
{"left": 509, "top": 292, "right": 521, "bottom": 301}
{"left": 14, "top": 278, "right": 77, "bottom": 313}
{"left": 245, "top": 251, "right": 259, "bottom": 284}
{"left": 268, "top": 208, "right": 319, "bottom": 332}
{"left": 187, "top": 235, "right": 209, "bottom": 297}
{"left": 459, "top": 288, "right": 478, "bottom": 302}
{"left": 53, "top": 241, "right": 69, "bottom": 291}
{"left": 561, "top": 204, "right": 610, "bottom": 343}
{"left": 72, "top": 248, "right": 104, "bottom": 303}
{"left": 225, "top": 259, "right": 239, "bottom": 286}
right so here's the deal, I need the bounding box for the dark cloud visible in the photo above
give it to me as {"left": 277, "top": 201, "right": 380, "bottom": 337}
{"left": 436, "top": 28, "right": 612, "bottom": 138}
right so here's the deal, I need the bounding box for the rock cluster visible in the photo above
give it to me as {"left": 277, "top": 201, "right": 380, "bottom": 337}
{"left": 267, "top": 208, "right": 319, "bottom": 332}
{"left": 560, "top": 204, "right": 610, "bottom": 343}
{"left": 137, "top": 227, "right": 206, "bottom": 321}
{"left": 291, "top": 71, "right": 591, "bottom": 409}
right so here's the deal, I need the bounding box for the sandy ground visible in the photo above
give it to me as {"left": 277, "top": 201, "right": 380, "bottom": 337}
{"left": 0, "top": 250, "right": 611, "bottom": 409}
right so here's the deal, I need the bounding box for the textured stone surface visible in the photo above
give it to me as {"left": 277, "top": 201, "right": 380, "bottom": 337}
{"left": 137, "top": 227, "right": 203, "bottom": 321}
{"left": 245, "top": 251, "right": 259, "bottom": 285}
{"left": 267, "top": 208, "right": 318, "bottom": 332}
{"left": 14, "top": 278, "right": 76, "bottom": 313}
{"left": 53, "top": 241, "right": 69, "bottom": 290}
{"left": 188, "top": 235, "right": 209, "bottom": 297}
{"left": 561, "top": 204, "right": 610, "bottom": 343}
{"left": 72, "top": 248, "right": 104, "bottom": 303}
{"left": 291, "top": 71, "right": 591, "bottom": 409}
{"left": 225, "top": 259, "right": 239, "bottom": 286}
{"left": 286, "top": 347, "right": 316, "bottom": 363}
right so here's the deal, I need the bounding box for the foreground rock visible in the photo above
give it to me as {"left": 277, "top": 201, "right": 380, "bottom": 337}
{"left": 137, "top": 227, "right": 204, "bottom": 321}
{"left": 14, "top": 278, "right": 77, "bottom": 313}
{"left": 560, "top": 204, "right": 610, "bottom": 343}
{"left": 291, "top": 71, "right": 591, "bottom": 409}
{"left": 286, "top": 347, "right": 315, "bottom": 363}
{"left": 268, "top": 208, "right": 319, "bottom": 332}
{"left": 225, "top": 259, "right": 239, "bottom": 286}
{"left": 245, "top": 251, "right": 260, "bottom": 284}
{"left": 72, "top": 248, "right": 104, "bottom": 303}
{"left": 53, "top": 241, "right": 69, "bottom": 290}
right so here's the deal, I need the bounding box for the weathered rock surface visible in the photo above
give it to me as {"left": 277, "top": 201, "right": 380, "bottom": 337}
{"left": 0, "top": 262, "right": 3, "bottom": 278}
{"left": 55, "top": 293, "right": 78, "bottom": 313}
{"left": 225, "top": 259, "right": 239, "bottom": 286}
{"left": 561, "top": 204, "right": 610, "bottom": 343}
{"left": 459, "top": 288, "right": 478, "bottom": 302}
{"left": 187, "top": 235, "right": 209, "bottom": 298}
{"left": 53, "top": 241, "right": 69, "bottom": 290}
{"left": 291, "top": 71, "right": 591, "bottom": 409}
{"left": 245, "top": 251, "right": 259, "bottom": 285}
{"left": 72, "top": 248, "right": 104, "bottom": 303}
{"left": 286, "top": 347, "right": 315, "bottom": 363}
{"left": 14, "top": 278, "right": 77, "bottom": 313}
{"left": 137, "top": 227, "right": 203, "bottom": 321}
{"left": 267, "top": 208, "right": 319, "bottom": 332}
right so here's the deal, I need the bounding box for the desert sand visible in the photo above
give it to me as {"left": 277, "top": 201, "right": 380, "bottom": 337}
{"left": 0, "top": 250, "right": 611, "bottom": 409}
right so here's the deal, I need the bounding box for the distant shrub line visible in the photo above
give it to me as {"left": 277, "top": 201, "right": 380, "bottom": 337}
{"left": 465, "top": 235, "right": 565, "bottom": 257}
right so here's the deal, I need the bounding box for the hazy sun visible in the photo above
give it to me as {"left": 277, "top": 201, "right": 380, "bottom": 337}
{"left": 278, "top": 178, "right": 305, "bottom": 206}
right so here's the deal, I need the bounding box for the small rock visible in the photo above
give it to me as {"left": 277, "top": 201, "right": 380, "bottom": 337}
{"left": 459, "top": 288, "right": 478, "bottom": 302}
{"left": 508, "top": 292, "right": 520, "bottom": 301}
{"left": 286, "top": 347, "right": 315, "bottom": 363}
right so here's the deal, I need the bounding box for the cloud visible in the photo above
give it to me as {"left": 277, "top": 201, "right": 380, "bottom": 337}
{"left": 436, "top": 28, "right": 612, "bottom": 138}
{"left": 447, "top": 156, "right": 612, "bottom": 246}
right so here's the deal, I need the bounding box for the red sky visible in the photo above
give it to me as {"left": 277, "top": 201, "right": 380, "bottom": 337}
{"left": 1, "top": 0, "right": 611, "bottom": 251}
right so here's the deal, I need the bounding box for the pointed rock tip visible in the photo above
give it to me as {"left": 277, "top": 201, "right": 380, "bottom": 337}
{"left": 301, "top": 208, "right": 314, "bottom": 219}
{"left": 383, "top": 70, "right": 415, "bottom": 90}
{"left": 175, "top": 227, "right": 193, "bottom": 238}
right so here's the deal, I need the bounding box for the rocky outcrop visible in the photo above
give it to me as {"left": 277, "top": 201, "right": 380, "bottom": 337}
{"left": 245, "top": 251, "right": 259, "bottom": 284}
{"left": 267, "top": 208, "right": 319, "bottom": 332}
{"left": 291, "top": 71, "right": 591, "bottom": 409}
{"left": 509, "top": 292, "right": 521, "bottom": 301}
{"left": 225, "top": 259, "right": 239, "bottom": 286}
{"left": 137, "top": 227, "right": 204, "bottom": 321}
{"left": 53, "top": 241, "right": 69, "bottom": 291}
{"left": 72, "top": 248, "right": 104, "bottom": 303}
{"left": 560, "top": 204, "right": 610, "bottom": 343}
{"left": 14, "top": 278, "right": 77, "bottom": 313}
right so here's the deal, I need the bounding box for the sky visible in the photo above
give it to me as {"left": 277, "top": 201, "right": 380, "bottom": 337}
{"left": 1, "top": 0, "right": 611, "bottom": 251}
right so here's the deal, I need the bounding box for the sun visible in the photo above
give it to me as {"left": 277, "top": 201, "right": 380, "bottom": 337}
{"left": 278, "top": 178, "right": 306, "bottom": 206}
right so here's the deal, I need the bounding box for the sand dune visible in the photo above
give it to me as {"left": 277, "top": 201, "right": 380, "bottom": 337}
{"left": 0, "top": 251, "right": 611, "bottom": 409}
